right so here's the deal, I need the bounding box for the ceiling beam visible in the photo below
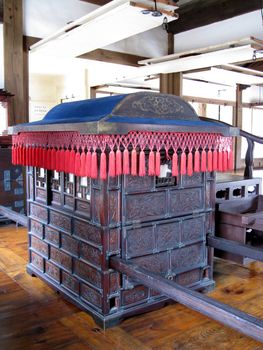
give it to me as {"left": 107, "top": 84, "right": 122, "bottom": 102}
{"left": 78, "top": 49, "right": 147, "bottom": 67}
{"left": 167, "top": 0, "right": 263, "bottom": 34}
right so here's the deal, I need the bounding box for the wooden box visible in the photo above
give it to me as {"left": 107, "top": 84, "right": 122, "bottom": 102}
{"left": 27, "top": 166, "right": 215, "bottom": 327}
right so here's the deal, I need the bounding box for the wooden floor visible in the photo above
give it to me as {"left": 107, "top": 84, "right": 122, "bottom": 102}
{"left": 0, "top": 225, "right": 263, "bottom": 349}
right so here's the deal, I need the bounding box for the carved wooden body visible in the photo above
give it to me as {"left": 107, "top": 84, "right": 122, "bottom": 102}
{"left": 26, "top": 164, "right": 215, "bottom": 327}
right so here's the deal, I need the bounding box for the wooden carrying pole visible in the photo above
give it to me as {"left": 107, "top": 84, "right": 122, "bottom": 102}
{"left": 110, "top": 256, "right": 263, "bottom": 343}
{"left": 207, "top": 235, "right": 263, "bottom": 262}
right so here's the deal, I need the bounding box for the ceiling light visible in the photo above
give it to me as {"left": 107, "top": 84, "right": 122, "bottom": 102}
{"left": 30, "top": 0, "right": 178, "bottom": 58}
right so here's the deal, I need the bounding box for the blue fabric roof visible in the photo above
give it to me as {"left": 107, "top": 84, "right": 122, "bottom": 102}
{"left": 27, "top": 94, "right": 127, "bottom": 125}
{"left": 14, "top": 92, "right": 235, "bottom": 135}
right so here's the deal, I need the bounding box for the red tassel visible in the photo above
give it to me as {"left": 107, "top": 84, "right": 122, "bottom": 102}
{"left": 42, "top": 148, "right": 47, "bottom": 169}
{"left": 187, "top": 152, "right": 193, "bottom": 176}
{"left": 50, "top": 148, "right": 55, "bottom": 170}
{"left": 75, "top": 152, "right": 81, "bottom": 176}
{"left": 155, "top": 151, "right": 161, "bottom": 177}
{"left": 218, "top": 150, "right": 223, "bottom": 172}
{"left": 85, "top": 151, "right": 91, "bottom": 177}
{"left": 207, "top": 150, "right": 213, "bottom": 172}
{"left": 148, "top": 150, "right": 155, "bottom": 176}
{"left": 36, "top": 147, "right": 44, "bottom": 168}
{"left": 116, "top": 150, "right": 122, "bottom": 176}
{"left": 12, "top": 146, "right": 16, "bottom": 165}
{"left": 100, "top": 151, "right": 107, "bottom": 180}
{"left": 194, "top": 150, "right": 200, "bottom": 172}
{"left": 212, "top": 150, "right": 218, "bottom": 171}
{"left": 109, "top": 150, "right": 116, "bottom": 177}
{"left": 131, "top": 149, "right": 137, "bottom": 176}
{"left": 34, "top": 147, "right": 39, "bottom": 167}
{"left": 25, "top": 147, "right": 29, "bottom": 166}
{"left": 21, "top": 146, "right": 24, "bottom": 165}
{"left": 91, "top": 151, "right": 98, "bottom": 179}
{"left": 139, "top": 150, "right": 146, "bottom": 176}
{"left": 64, "top": 149, "right": 70, "bottom": 173}
{"left": 32, "top": 147, "right": 37, "bottom": 167}
{"left": 228, "top": 149, "right": 234, "bottom": 171}
{"left": 30, "top": 147, "right": 34, "bottom": 166}
{"left": 17, "top": 146, "right": 21, "bottom": 164}
{"left": 223, "top": 151, "right": 228, "bottom": 171}
{"left": 201, "top": 149, "right": 207, "bottom": 172}
{"left": 172, "top": 152, "right": 178, "bottom": 176}
{"left": 56, "top": 149, "right": 61, "bottom": 171}
{"left": 180, "top": 151, "right": 187, "bottom": 175}
{"left": 59, "top": 149, "right": 65, "bottom": 173}
{"left": 80, "top": 152, "right": 86, "bottom": 177}
{"left": 69, "top": 149, "right": 75, "bottom": 174}
{"left": 47, "top": 148, "right": 52, "bottom": 170}
{"left": 123, "top": 149, "right": 130, "bottom": 175}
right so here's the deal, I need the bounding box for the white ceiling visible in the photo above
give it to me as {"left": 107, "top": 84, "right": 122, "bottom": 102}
{"left": 22, "top": 1, "right": 263, "bottom": 103}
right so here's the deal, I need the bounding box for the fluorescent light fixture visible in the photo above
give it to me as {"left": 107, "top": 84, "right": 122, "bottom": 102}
{"left": 184, "top": 67, "right": 263, "bottom": 86}
{"left": 114, "top": 44, "right": 263, "bottom": 82}
{"left": 30, "top": 0, "right": 177, "bottom": 58}
{"left": 222, "top": 63, "right": 263, "bottom": 77}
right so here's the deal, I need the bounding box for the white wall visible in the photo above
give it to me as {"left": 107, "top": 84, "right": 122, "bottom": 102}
{"left": 0, "top": 24, "right": 4, "bottom": 88}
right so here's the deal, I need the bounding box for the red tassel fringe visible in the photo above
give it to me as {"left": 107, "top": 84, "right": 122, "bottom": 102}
{"left": 228, "top": 149, "right": 233, "bottom": 171}
{"left": 207, "top": 150, "right": 213, "bottom": 172}
{"left": 85, "top": 151, "right": 91, "bottom": 177}
{"left": 155, "top": 151, "right": 161, "bottom": 177}
{"left": 180, "top": 152, "right": 186, "bottom": 175}
{"left": 131, "top": 149, "right": 137, "bottom": 176}
{"left": 139, "top": 151, "right": 146, "bottom": 176}
{"left": 80, "top": 152, "right": 86, "bottom": 177}
{"left": 116, "top": 150, "right": 122, "bottom": 176}
{"left": 91, "top": 152, "right": 98, "bottom": 179}
{"left": 123, "top": 149, "right": 130, "bottom": 175}
{"left": 100, "top": 152, "right": 107, "bottom": 180}
{"left": 148, "top": 151, "right": 155, "bottom": 176}
{"left": 201, "top": 150, "right": 206, "bottom": 172}
{"left": 74, "top": 152, "right": 81, "bottom": 176}
{"left": 109, "top": 150, "right": 116, "bottom": 177}
{"left": 187, "top": 152, "right": 193, "bottom": 176}
{"left": 13, "top": 132, "right": 233, "bottom": 180}
{"left": 218, "top": 150, "right": 223, "bottom": 172}
{"left": 172, "top": 152, "right": 178, "bottom": 176}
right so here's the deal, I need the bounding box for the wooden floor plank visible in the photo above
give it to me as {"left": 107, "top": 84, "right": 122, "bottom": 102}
{"left": 0, "top": 224, "right": 263, "bottom": 349}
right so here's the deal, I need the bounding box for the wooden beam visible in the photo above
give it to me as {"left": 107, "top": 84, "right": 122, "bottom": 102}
{"left": 78, "top": 49, "right": 147, "bottom": 67}
{"left": 207, "top": 235, "right": 263, "bottom": 262}
{"left": 4, "top": 0, "right": 27, "bottom": 125}
{"left": 167, "top": 0, "right": 263, "bottom": 34}
{"left": 0, "top": 0, "right": 3, "bottom": 22}
{"left": 110, "top": 256, "right": 263, "bottom": 343}
{"left": 24, "top": 35, "right": 41, "bottom": 50}
{"left": 0, "top": 205, "right": 28, "bottom": 226}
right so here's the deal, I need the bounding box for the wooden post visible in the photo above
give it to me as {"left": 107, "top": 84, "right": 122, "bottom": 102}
{"left": 159, "top": 32, "right": 183, "bottom": 96}
{"left": 4, "top": 0, "right": 27, "bottom": 126}
{"left": 234, "top": 84, "right": 246, "bottom": 171}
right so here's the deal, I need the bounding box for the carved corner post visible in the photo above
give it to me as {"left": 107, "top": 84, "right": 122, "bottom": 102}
{"left": 159, "top": 32, "right": 183, "bottom": 97}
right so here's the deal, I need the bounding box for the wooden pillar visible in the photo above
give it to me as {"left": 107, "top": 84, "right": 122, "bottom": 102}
{"left": 234, "top": 84, "right": 245, "bottom": 170}
{"left": 4, "top": 0, "right": 27, "bottom": 126}
{"left": 159, "top": 32, "right": 183, "bottom": 96}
